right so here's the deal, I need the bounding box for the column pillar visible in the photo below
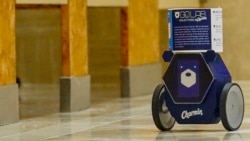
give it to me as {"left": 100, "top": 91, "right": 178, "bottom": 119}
{"left": 0, "top": 0, "right": 19, "bottom": 125}
{"left": 120, "top": 0, "right": 162, "bottom": 97}
{"left": 60, "top": 0, "right": 90, "bottom": 112}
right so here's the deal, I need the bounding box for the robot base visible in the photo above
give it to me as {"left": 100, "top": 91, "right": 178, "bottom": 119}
{"left": 152, "top": 83, "right": 244, "bottom": 131}
{"left": 152, "top": 51, "right": 244, "bottom": 131}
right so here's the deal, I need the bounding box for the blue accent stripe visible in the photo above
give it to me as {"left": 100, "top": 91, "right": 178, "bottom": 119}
{"left": 168, "top": 10, "right": 173, "bottom": 51}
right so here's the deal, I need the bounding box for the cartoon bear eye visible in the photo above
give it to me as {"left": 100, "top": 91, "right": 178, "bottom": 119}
{"left": 186, "top": 72, "right": 192, "bottom": 77}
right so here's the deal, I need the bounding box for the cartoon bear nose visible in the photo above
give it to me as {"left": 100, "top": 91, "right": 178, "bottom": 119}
{"left": 186, "top": 72, "right": 192, "bottom": 77}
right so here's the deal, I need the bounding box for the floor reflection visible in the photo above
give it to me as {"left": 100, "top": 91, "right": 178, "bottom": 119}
{"left": 155, "top": 132, "right": 243, "bottom": 141}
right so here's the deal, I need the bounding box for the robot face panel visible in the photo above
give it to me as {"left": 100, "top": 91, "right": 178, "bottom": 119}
{"left": 163, "top": 53, "right": 214, "bottom": 104}
{"left": 178, "top": 60, "right": 199, "bottom": 98}
{"left": 181, "top": 68, "right": 196, "bottom": 88}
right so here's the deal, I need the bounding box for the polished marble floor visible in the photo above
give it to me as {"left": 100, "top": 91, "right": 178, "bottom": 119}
{"left": 1, "top": 81, "right": 250, "bottom": 141}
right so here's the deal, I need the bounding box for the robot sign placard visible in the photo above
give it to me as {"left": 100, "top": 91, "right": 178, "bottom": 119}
{"left": 168, "top": 8, "right": 223, "bottom": 52}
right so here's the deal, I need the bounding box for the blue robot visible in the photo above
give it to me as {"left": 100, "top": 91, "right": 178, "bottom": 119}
{"left": 152, "top": 50, "right": 244, "bottom": 131}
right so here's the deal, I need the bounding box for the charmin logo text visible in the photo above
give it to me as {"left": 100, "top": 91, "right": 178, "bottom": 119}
{"left": 175, "top": 11, "right": 207, "bottom": 22}
{"left": 181, "top": 108, "right": 203, "bottom": 119}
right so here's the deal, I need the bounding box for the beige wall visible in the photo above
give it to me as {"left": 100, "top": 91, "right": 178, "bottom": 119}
{"left": 16, "top": 8, "right": 61, "bottom": 84}
{"left": 202, "top": 1, "right": 250, "bottom": 80}
{"left": 88, "top": 8, "right": 121, "bottom": 98}
{"left": 159, "top": 0, "right": 200, "bottom": 9}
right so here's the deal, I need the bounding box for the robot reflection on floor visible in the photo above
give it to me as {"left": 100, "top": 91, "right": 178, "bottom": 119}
{"left": 152, "top": 50, "right": 244, "bottom": 131}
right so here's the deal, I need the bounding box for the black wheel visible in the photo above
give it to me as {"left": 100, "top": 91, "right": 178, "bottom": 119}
{"left": 220, "top": 83, "right": 244, "bottom": 131}
{"left": 152, "top": 84, "right": 175, "bottom": 131}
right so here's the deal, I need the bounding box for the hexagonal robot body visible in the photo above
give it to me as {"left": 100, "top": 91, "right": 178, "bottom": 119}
{"left": 152, "top": 51, "right": 244, "bottom": 131}
{"left": 163, "top": 53, "right": 214, "bottom": 105}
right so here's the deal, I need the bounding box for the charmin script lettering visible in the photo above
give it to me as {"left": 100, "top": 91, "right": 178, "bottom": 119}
{"left": 181, "top": 108, "right": 203, "bottom": 119}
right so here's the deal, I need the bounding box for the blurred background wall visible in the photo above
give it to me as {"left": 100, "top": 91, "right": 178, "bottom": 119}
{"left": 16, "top": 7, "right": 61, "bottom": 85}
{"left": 15, "top": 0, "right": 250, "bottom": 118}
{"left": 16, "top": 6, "right": 62, "bottom": 118}
{"left": 16, "top": 1, "right": 250, "bottom": 85}
{"left": 16, "top": 0, "right": 249, "bottom": 85}
{"left": 87, "top": 7, "right": 121, "bottom": 102}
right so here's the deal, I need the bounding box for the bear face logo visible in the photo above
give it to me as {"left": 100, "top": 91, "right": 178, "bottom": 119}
{"left": 181, "top": 69, "right": 196, "bottom": 88}
{"left": 175, "top": 12, "right": 180, "bottom": 18}
{"left": 177, "top": 60, "right": 199, "bottom": 98}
